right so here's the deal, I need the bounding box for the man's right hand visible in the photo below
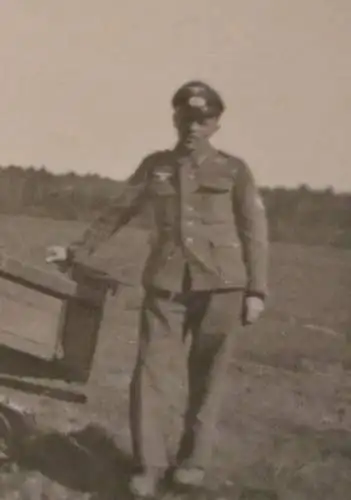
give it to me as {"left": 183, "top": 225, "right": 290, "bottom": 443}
{"left": 46, "top": 245, "right": 69, "bottom": 264}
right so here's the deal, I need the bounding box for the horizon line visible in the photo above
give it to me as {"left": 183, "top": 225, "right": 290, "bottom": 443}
{"left": 0, "top": 162, "right": 349, "bottom": 195}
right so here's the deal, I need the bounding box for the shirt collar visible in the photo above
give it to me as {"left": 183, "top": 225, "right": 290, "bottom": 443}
{"left": 174, "top": 140, "right": 217, "bottom": 166}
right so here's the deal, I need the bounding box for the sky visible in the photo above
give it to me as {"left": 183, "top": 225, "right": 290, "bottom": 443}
{"left": 0, "top": 1, "right": 350, "bottom": 191}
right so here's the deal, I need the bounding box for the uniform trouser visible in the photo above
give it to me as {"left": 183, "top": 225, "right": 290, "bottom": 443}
{"left": 129, "top": 270, "right": 244, "bottom": 473}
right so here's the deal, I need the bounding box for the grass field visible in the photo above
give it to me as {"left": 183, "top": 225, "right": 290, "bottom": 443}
{"left": 0, "top": 214, "right": 350, "bottom": 499}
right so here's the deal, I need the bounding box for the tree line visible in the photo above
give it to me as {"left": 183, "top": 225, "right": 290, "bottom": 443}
{"left": 0, "top": 165, "right": 350, "bottom": 248}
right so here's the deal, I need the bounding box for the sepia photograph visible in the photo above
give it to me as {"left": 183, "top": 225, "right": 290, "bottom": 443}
{"left": 0, "top": 1, "right": 350, "bottom": 498}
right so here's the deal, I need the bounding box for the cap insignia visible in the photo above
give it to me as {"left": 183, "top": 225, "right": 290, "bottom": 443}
{"left": 188, "top": 96, "right": 207, "bottom": 108}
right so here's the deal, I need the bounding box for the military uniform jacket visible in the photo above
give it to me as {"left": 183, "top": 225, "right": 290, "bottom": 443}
{"left": 70, "top": 144, "right": 269, "bottom": 295}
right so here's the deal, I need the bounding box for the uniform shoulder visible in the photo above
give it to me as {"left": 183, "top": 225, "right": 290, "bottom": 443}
{"left": 139, "top": 149, "right": 165, "bottom": 164}
{"left": 139, "top": 149, "right": 174, "bottom": 170}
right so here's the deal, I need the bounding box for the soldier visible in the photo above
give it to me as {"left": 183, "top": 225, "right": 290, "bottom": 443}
{"left": 47, "top": 80, "right": 269, "bottom": 498}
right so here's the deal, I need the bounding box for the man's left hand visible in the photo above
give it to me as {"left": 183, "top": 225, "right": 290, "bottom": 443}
{"left": 244, "top": 296, "right": 265, "bottom": 325}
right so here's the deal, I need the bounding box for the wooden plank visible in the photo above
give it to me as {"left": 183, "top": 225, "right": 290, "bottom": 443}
{"left": 0, "top": 253, "right": 105, "bottom": 306}
{"left": 0, "top": 278, "right": 63, "bottom": 360}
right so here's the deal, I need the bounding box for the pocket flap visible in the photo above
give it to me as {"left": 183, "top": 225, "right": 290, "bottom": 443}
{"left": 197, "top": 177, "right": 232, "bottom": 193}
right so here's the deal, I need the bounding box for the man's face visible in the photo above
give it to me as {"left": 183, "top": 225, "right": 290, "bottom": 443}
{"left": 173, "top": 109, "right": 220, "bottom": 149}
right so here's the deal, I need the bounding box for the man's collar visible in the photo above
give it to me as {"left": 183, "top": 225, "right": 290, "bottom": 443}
{"left": 174, "top": 140, "right": 217, "bottom": 165}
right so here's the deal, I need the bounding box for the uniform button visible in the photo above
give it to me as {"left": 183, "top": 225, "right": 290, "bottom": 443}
{"left": 188, "top": 173, "right": 195, "bottom": 180}
{"left": 186, "top": 221, "right": 194, "bottom": 226}
{"left": 187, "top": 206, "right": 194, "bottom": 211}
{"left": 185, "top": 237, "right": 194, "bottom": 244}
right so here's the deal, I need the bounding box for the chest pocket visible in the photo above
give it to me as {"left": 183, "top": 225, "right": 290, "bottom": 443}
{"left": 197, "top": 176, "right": 233, "bottom": 223}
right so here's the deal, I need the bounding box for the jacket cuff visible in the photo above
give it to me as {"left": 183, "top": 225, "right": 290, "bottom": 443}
{"left": 245, "top": 290, "right": 266, "bottom": 301}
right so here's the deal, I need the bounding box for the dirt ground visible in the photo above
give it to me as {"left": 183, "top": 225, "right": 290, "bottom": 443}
{"left": 0, "top": 215, "right": 350, "bottom": 499}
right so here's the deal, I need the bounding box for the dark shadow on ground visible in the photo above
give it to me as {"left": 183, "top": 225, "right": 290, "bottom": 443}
{"left": 20, "top": 425, "right": 134, "bottom": 498}
{"left": 0, "top": 403, "right": 134, "bottom": 498}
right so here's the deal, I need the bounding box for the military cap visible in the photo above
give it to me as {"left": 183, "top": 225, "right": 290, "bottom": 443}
{"left": 171, "top": 80, "right": 225, "bottom": 119}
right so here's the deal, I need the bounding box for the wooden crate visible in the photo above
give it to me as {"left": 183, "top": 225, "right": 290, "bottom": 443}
{"left": 0, "top": 254, "right": 112, "bottom": 383}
